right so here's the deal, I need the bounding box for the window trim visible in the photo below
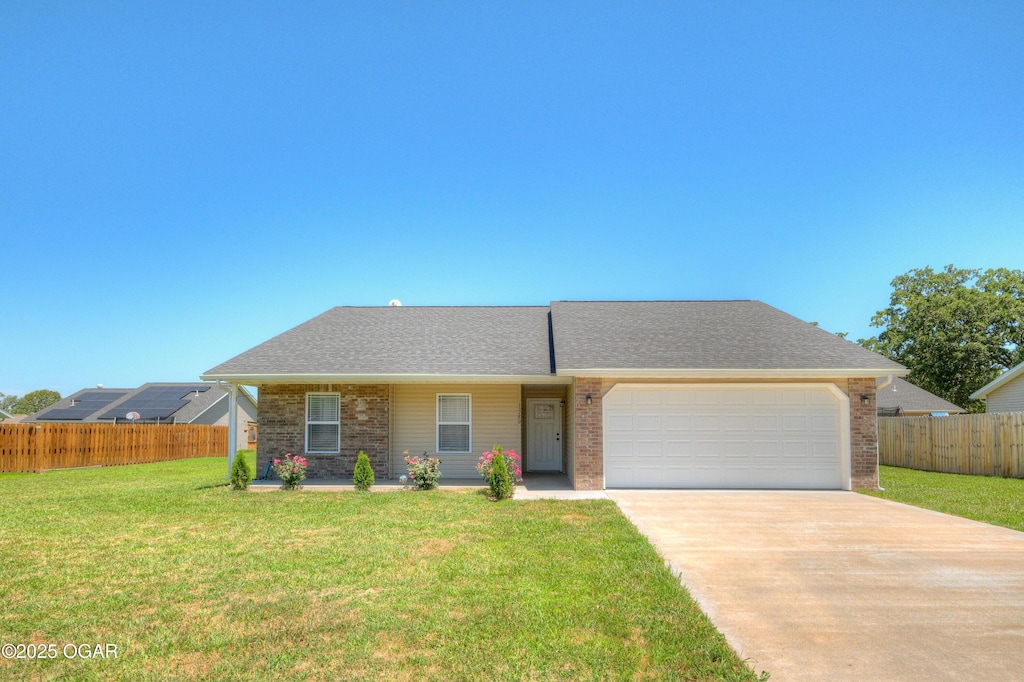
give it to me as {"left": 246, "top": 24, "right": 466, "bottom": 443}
{"left": 305, "top": 392, "right": 341, "bottom": 454}
{"left": 436, "top": 393, "right": 472, "bottom": 454}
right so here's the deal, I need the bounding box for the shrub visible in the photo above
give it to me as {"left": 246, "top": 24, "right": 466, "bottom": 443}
{"left": 404, "top": 450, "right": 442, "bottom": 490}
{"left": 229, "top": 451, "right": 253, "bottom": 490}
{"left": 353, "top": 450, "right": 375, "bottom": 491}
{"left": 477, "top": 446, "right": 522, "bottom": 487}
{"left": 273, "top": 453, "right": 308, "bottom": 490}
{"left": 488, "top": 447, "right": 512, "bottom": 500}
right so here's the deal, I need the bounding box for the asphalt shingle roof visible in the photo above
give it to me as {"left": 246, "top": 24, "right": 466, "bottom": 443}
{"left": 202, "top": 300, "right": 905, "bottom": 379}
{"left": 550, "top": 300, "right": 906, "bottom": 372}
{"left": 202, "top": 306, "right": 555, "bottom": 377}
{"left": 32, "top": 383, "right": 229, "bottom": 422}
{"left": 876, "top": 377, "right": 963, "bottom": 414}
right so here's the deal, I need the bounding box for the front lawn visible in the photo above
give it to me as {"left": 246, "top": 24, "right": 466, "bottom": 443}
{"left": 0, "top": 456, "right": 760, "bottom": 681}
{"left": 864, "top": 465, "right": 1024, "bottom": 532}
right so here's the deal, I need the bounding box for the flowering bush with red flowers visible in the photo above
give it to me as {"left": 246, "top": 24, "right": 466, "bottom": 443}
{"left": 477, "top": 446, "right": 522, "bottom": 486}
{"left": 273, "top": 453, "right": 308, "bottom": 490}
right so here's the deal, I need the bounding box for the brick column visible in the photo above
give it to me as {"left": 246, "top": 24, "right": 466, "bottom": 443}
{"left": 849, "top": 377, "right": 879, "bottom": 490}
{"left": 572, "top": 377, "right": 604, "bottom": 490}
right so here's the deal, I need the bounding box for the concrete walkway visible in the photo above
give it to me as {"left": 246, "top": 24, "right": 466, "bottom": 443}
{"left": 248, "top": 473, "right": 609, "bottom": 499}
{"left": 608, "top": 490, "right": 1024, "bottom": 681}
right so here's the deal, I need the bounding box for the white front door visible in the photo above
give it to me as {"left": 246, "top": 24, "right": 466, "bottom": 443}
{"left": 527, "top": 399, "right": 562, "bottom": 471}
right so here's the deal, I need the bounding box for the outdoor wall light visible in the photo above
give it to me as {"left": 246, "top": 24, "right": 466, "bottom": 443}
{"left": 861, "top": 395, "right": 871, "bottom": 405}
{"left": 586, "top": 395, "right": 593, "bottom": 405}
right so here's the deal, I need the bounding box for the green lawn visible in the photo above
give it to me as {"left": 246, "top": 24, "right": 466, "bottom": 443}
{"left": 864, "top": 465, "right": 1024, "bottom": 532}
{"left": 0, "top": 456, "right": 761, "bottom": 681}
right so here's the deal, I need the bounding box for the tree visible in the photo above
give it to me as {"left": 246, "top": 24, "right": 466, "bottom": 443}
{"left": 860, "top": 265, "right": 1024, "bottom": 412}
{"left": 0, "top": 393, "right": 17, "bottom": 414}
{"left": 9, "top": 389, "right": 62, "bottom": 415}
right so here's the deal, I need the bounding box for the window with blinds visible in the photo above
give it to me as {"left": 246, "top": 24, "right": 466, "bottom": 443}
{"left": 437, "top": 393, "right": 471, "bottom": 453}
{"left": 306, "top": 393, "right": 340, "bottom": 453}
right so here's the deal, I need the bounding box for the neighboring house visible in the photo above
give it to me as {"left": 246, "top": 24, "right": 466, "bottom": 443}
{"left": 970, "top": 361, "right": 1024, "bottom": 413}
{"left": 31, "top": 382, "right": 257, "bottom": 451}
{"left": 876, "top": 377, "right": 964, "bottom": 417}
{"left": 202, "top": 300, "right": 905, "bottom": 491}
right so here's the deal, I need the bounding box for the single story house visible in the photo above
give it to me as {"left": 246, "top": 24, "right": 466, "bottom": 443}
{"left": 31, "top": 382, "right": 257, "bottom": 451}
{"left": 876, "top": 377, "right": 964, "bottom": 417}
{"left": 201, "top": 301, "right": 906, "bottom": 491}
{"left": 970, "top": 361, "right": 1024, "bottom": 413}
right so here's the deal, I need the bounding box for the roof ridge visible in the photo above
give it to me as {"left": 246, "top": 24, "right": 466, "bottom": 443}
{"left": 551, "top": 299, "right": 759, "bottom": 303}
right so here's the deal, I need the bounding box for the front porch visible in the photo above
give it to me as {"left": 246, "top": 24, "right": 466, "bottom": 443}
{"left": 248, "top": 472, "right": 592, "bottom": 498}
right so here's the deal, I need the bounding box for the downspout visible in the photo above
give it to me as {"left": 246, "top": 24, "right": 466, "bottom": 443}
{"left": 874, "top": 375, "right": 894, "bottom": 491}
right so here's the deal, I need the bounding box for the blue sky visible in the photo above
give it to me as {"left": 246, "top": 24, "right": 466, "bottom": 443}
{"left": 2, "top": 1, "right": 1022, "bottom": 397}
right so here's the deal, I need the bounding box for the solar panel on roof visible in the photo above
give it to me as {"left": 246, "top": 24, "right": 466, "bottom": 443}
{"left": 97, "top": 385, "right": 212, "bottom": 421}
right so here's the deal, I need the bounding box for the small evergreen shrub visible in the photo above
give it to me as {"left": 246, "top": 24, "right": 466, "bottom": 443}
{"left": 476, "top": 446, "right": 522, "bottom": 487}
{"left": 488, "top": 447, "right": 512, "bottom": 501}
{"left": 404, "top": 451, "right": 442, "bottom": 490}
{"left": 229, "top": 451, "right": 253, "bottom": 490}
{"left": 353, "top": 450, "right": 375, "bottom": 491}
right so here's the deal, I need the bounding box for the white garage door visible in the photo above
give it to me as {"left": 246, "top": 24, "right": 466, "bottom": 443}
{"left": 603, "top": 384, "right": 848, "bottom": 489}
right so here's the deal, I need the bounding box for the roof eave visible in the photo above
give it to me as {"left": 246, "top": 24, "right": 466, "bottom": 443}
{"left": 555, "top": 367, "right": 910, "bottom": 379}
{"left": 200, "top": 372, "right": 570, "bottom": 385}
{"left": 970, "top": 362, "right": 1024, "bottom": 400}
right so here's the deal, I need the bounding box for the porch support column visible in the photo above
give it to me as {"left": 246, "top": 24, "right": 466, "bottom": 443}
{"left": 226, "top": 382, "right": 239, "bottom": 476}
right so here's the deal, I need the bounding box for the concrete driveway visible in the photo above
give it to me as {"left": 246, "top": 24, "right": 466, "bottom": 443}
{"left": 608, "top": 490, "right": 1024, "bottom": 681}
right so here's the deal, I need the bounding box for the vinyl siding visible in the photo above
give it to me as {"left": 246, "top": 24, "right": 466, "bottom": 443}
{"left": 185, "top": 394, "right": 258, "bottom": 451}
{"left": 988, "top": 378, "right": 1024, "bottom": 413}
{"left": 392, "top": 384, "right": 522, "bottom": 477}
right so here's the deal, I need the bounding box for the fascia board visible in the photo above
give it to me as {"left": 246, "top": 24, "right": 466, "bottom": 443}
{"left": 970, "top": 362, "right": 1024, "bottom": 400}
{"left": 200, "top": 373, "right": 571, "bottom": 385}
{"left": 555, "top": 368, "right": 910, "bottom": 379}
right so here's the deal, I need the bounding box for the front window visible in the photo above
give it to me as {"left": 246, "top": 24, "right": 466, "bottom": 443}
{"left": 437, "top": 393, "right": 471, "bottom": 453}
{"left": 306, "top": 393, "right": 340, "bottom": 453}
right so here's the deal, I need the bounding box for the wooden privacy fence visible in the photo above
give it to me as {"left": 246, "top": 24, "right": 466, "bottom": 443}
{"left": 0, "top": 423, "right": 228, "bottom": 473}
{"left": 879, "top": 413, "right": 1024, "bottom": 478}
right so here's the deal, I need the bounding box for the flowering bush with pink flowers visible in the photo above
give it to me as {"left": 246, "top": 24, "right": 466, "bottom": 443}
{"left": 404, "top": 451, "right": 442, "bottom": 490}
{"left": 273, "top": 453, "right": 308, "bottom": 489}
{"left": 477, "top": 446, "right": 522, "bottom": 487}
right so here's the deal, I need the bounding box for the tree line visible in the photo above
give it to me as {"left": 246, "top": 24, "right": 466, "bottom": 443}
{"left": 859, "top": 265, "right": 1024, "bottom": 413}
{"left": 0, "top": 390, "right": 61, "bottom": 416}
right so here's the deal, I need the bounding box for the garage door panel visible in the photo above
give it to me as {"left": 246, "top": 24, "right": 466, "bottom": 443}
{"left": 606, "top": 414, "right": 634, "bottom": 431}
{"left": 664, "top": 415, "right": 691, "bottom": 430}
{"left": 635, "top": 391, "right": 663, "bottom": 406}
{"left": 635, "top": 440, "right": 663, "bottom": 457}
{"left": 604, "top": 385, "right": 845, "bottom": 489}
{"left": 636, "top": 415, "right": 662, "bottom": 431}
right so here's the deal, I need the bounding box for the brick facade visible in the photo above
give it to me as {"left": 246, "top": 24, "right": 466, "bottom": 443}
{"left": 847, "top": 377, "right": 879, "bottom": 490}
{"left": 571, "top": 377, "right": 604, "bottom": 490}
{"left": 257, "top": 384, "right": 389, "bottom": 480}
